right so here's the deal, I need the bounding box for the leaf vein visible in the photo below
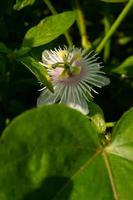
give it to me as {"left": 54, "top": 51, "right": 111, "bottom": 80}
{"left": 102, "top": 151, "right": 120, "bottom": 200}
{"left": 52, "top": 149, "right": 101, "bottom": 200}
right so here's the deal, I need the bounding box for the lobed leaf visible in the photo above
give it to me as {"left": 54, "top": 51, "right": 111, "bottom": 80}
{"left": 0, "top": 105, "right": 133, "bottom": 199}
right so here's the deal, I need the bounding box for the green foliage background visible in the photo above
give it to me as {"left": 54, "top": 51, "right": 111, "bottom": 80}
{"left": 0, "top": 0, "right": 133, "bottom": 133}
{"left": 0, "top": 0, "right": 133, "bottom": 199}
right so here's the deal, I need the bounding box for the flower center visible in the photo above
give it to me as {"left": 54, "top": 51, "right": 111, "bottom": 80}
{"left": 50, "top": 49, "right": 83, "bottom": 81}
{"left": 52, "top": 62, "right": 81, "bottom": 80}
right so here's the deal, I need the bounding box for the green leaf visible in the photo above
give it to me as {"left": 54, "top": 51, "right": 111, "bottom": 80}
{"left": 22, "top": 11, "right": 76, "bottom": 48}
{"left": 112, "top": 56, "right": 133, "bottom": 77}
{"left": 13, "top": 0, "right": 36, "bottom": 10}
{"left": 19, "top": 56, "right": 53, "bottom": 92}
{"left": 0, "top": 42, "right": 12, "bottom": 54}
{"left": 106, "top": 107, "right": 133, "bottom": 200}
{"left": 0, "top": 105, "right": 133, "bottom": 199}
{"left": 100, "top": 0, "right": 128, "bottom": 3}
{"left": 0, "top": 105, "right": 100, "bottom": 199}
{"left": 118, "top": 36, "right": 132, "bottom": 45}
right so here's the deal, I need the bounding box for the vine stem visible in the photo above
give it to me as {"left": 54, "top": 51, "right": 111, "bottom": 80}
{"left": 43, "top": 0, "right": 73, "bottom": 46}
{"left": 96, "top": 0, "right": 133, "bottom": 53}
{"left": 103, "top": 12, "right": 111, "bottom": 62}
{"left": 74, "top": 0, "right": 92, "bottom": 49}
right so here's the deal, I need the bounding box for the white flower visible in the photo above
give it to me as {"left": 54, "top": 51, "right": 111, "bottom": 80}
{"left": 37, "top": 46, "right": 110, "bottom": 115}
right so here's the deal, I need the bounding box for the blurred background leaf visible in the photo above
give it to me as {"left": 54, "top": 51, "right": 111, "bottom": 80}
{"left": 0, "top": 42, "right": 12, "bottom": 54}
{"left": 112, "top": 56, "right": 133, "bottom": 77}
{"left": 14, "top": 0, "right": 36, "bottom": 10}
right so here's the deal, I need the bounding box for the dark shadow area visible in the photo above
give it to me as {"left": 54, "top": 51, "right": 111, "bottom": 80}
{"left": 24, "top": 176, "right": 73, "bottom": 200}
{"left": 95, "top": 74, "right": 133, "bottom": 122}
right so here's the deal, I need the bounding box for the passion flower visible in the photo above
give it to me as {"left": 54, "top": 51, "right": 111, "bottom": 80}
{"left": 37, "top": 46, "right": 110, "bottom": 114}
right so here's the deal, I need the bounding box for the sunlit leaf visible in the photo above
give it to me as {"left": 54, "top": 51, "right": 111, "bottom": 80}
{"left": 22, "top": 11, "right": 75, "bottom": 48}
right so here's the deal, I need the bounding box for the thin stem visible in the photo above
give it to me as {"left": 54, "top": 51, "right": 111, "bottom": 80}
{"left": 75, "top": 0, "right": 92, "bottom": 49}
{"left": 43, "top": 0, "right": 57, "bottom": 14}
{"left": 43, "top": 0, "right": 73, "bottom": 46}
{"left": 63, "top": 32, "right": 73, "bottom": 47}
{"left": 103, "top": 13, "right": 111, "bottom": 62}
{"left": 96, "top": 0, "right": 133, "bottom": 53}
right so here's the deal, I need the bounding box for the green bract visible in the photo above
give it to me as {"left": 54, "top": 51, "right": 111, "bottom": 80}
{"left": 19, "top": 56, "right": 53, "bottom": 92}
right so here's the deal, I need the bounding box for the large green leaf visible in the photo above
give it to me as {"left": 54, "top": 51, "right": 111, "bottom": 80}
{"left": 13, "top": 0, "right": 36, "bottom": 10}
{"left": 112, "top": 56, "right": 133, "bottom": 77}
{"left": 0, "top": 105, "right": 133, "bottom": 199}
{"left": 19, "top": 56, "right": 53, "bottom": 92}
{"left": 22, "top": 11, "right": 75, "bottom": 48}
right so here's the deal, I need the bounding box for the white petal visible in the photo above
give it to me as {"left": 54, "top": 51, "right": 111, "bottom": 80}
{"left": 59, "top": 85, "right": 89, "bottom": 115}
{"left": 37, "top": 88, "right": 58, "bottom": 106}
{"left": 89, "top": 75, "right": 110, "bottom": 86}
{"left": 67, "top": 97, "right": 89, "bottom": 115}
